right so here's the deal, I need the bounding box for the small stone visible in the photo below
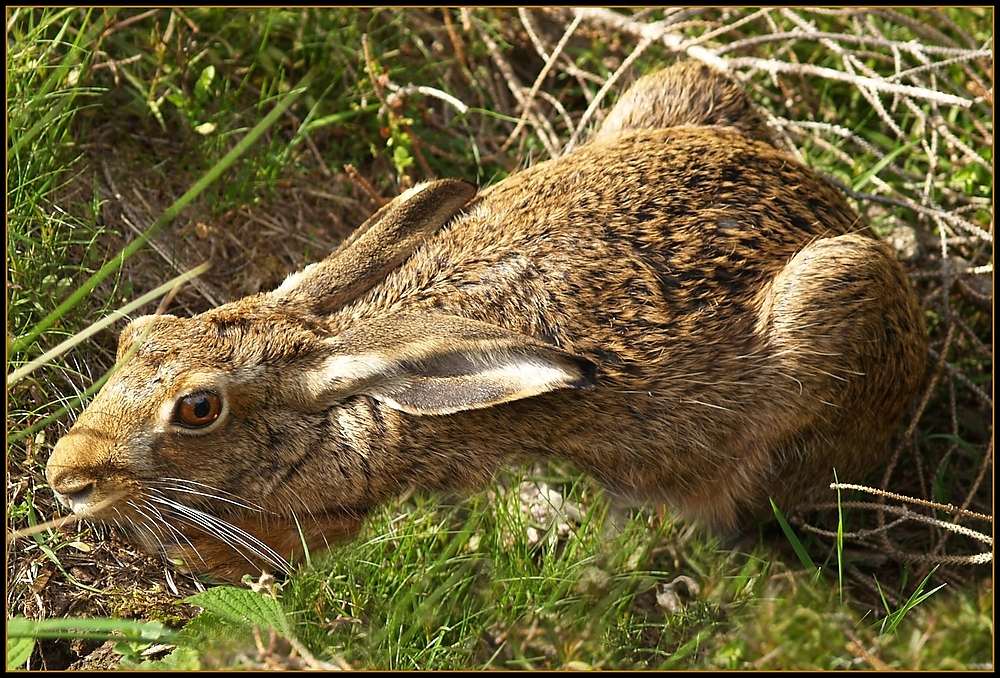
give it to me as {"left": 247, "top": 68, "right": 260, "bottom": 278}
{"left": 69, "top": 566, "right": 96, "bottom": 583}
{"left": 575, "top": 566, "right": 610, "bottom": 596}
{"left": 887, "top": 225, "right": 920, "bottom": 261}
{"left": 525, "top": 526, "right": 540, "bottom": 545}
{"left": 656, "top": 575, "right": 701, "bottom": 614}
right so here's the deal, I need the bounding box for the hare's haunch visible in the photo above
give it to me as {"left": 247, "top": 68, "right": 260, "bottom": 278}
{"left": 46, "top": 62, "right": 926, "bottom": 581}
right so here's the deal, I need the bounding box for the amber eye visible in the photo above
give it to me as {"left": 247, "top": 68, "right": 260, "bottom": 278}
{"left": 173, "top": 391, "right": 223, "bottom": 429}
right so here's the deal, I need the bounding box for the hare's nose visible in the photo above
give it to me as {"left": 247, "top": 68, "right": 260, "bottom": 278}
{"left": 57, "top": 481, "right": 96, "bottom": 508}
{"left": 48, "top": 470, "right": 97, "bottom": 508}
{"left": 46, "top": 438, "right": 97, "bottom": 508}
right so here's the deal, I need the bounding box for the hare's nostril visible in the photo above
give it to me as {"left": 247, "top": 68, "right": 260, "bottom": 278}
{"left": 53, "top": 479, "right": 96, "bottom": 507}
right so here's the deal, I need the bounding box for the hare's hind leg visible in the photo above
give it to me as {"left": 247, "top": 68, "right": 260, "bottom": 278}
{"left": 594, "top": 61, "right": 773, "bottom": 143}
{"left": 755, "top": 233, "right": 927, "bottom": 512}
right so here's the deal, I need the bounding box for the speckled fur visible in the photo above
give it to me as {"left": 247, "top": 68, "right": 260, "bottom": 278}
{"left": 47, "top": 61, "right": 927, "bottom": 580}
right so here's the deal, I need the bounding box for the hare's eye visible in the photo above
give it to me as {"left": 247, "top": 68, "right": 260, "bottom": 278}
{"left": 173, "top": 392, "right": 222, "bottom": 428}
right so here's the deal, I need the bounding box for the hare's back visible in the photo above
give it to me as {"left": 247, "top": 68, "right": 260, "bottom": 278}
{"left": 442, "top": 127, "right": 861, "bottom": 306}
{"left": 351, "top": 127, "right": 864, "bottom": 357}
{"left": 478, "top": 127, "right": 860, "bottom": 261}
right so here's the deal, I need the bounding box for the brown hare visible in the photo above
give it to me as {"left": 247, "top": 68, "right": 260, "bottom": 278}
{"left": 46, "top": 61, "right": 927, "bottom": 581}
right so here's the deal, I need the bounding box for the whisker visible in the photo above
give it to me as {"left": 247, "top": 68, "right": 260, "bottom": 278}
{"left": 153, "top": 484, "right": 268, "bottom": 514}
{"left": 148, "top": 478, "right": 267, "bottom": 511}
{"left": 111, "top": 507, "right": 126, "bottom": 536}
{"left": 150, "top": 496, "right": 291, "bottom": 574}
{"left": 127, "top": 500, "right": 170, "bottom": 557}
{"left": 283, "top": 486, "right": 321, "bottom": 528}
{"left": 129, "top": 499, "right": 179, "bottom": 559}
{"left": 140, "top": 493, "right": 207, "bottom": 568}
{"left": 152, "top": 500, "right": 262, "bottom": 572}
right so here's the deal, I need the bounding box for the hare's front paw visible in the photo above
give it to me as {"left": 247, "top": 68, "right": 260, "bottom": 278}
{"left": 162, "top": 535, "right": 259, "bottom": 583}
{"left": 162, "top": 539, "right": 208, "bottom": 575}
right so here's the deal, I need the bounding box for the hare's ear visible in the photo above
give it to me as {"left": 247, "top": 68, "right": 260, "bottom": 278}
{"left": 301, "top": 314, "right": 597, "bottom": 415}
{"left": 274, "top": 179, "right": 476, "bottom": 313}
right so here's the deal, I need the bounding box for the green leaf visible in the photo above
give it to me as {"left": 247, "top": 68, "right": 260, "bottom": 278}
{"left": 392, "top": 144, "right": 414, "bottom": 173}
{"left": 195, "top": 64, "right": 216, "bottom": 100}
{"left": 184, "top": 586, "right": 291, "bottom": 635}
{"left": 5, "top": 636, "right": 34, "bottom": 670}
{"left": 143, "top": 645, "right": 202, "bottom": 670}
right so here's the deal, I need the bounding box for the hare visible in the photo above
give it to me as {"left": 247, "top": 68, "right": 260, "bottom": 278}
{"left": 46, "top": 61, "right": 927, "bottom": 581}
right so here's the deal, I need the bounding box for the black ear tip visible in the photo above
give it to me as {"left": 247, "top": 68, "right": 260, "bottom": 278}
{"left": 436, "top": 177, "right": 478, "bottom": 197}
{"left": 570, "top": 356, "right": 599, "bottom": 390}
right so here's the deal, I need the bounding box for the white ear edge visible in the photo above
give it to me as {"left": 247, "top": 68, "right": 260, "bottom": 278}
{"left": 323, "top": 353, "right": 391, "bottom": 382}
{"left": 481, "top": 359, "right": 581, "bottom": 394}
{"left": 396, "top": 181, "right": 432, "bottom": 202}
{"left": 297, "top": 352, "right": 392, "bottom": 401}
{"left": 368, "top": 355, "right": 588, "bottom": 416}
{"left": 274, "top": 262, "right": 320, "bottom": 295}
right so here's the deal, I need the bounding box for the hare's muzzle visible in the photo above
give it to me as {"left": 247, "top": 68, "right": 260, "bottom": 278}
{"left": 46, "top": 435, "right": 123, "bottom": 516}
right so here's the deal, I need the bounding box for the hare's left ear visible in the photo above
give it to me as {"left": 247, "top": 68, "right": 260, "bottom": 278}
{"left": 273, "top": 179, "right": 476, "bottom": 313}
{"left": 295, "top": 314, "right": 598, "bottom": 416}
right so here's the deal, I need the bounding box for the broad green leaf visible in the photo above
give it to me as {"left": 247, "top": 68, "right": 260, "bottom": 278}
{"left": 6, "top": 636, "right": 34, "bottom": 670}
{"left": 184, "top": 586, "right": 290, "bottom": 635}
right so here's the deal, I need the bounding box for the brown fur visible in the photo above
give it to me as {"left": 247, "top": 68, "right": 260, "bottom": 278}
{"left": 46, "top": 61, "right": 927, "bottom": 580}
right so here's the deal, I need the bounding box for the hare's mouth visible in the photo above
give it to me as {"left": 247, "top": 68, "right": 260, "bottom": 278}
{"left": 53, "top": 482, "right": 95, "bottom": 512}
{"left": 74, "top": 477, "right": 369, "bottom": 578}
{"left": 53, "top": 479, "right": 135, "bottom": 521}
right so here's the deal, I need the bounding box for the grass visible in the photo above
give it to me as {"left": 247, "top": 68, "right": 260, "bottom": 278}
{"left": 6, "top": 7, "right": 993, "bottom": 671}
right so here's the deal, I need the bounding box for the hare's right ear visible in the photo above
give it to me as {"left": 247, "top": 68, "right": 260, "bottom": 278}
{"left": 273, "top": 179, "right": 476, "bottom": 313}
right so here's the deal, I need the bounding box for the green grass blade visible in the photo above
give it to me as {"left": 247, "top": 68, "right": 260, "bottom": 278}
{"left": 872, "top": 575, "right": 892, "bottom": 634}
{"left": 8, "top": 10, "right": 102, "bottom": 157}
{"left": 7, "top": 261, "right": 210, "bottom": 385}
{"left": 833, "top": 468, "right": 844, "bottom": 603}
{"left": 6, "top": 616, "right": 175, "bottom": 643}
{"left": 851, "top": 139, "right": 917, "bottom": 192}
{"left": 7, "top": 307, "right": 162, "bottom": 444}
{"left": 769, "top": 498, "right": 818, "bottom": 573}
{"left": 9, "top": 69, "right": 315, "bottom": 356}
{"left": 879, "top": 566, "right": 946, "bottom": 635}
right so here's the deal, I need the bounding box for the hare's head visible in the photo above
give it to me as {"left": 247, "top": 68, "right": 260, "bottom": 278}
{"left": 45, "top": 179, "right": 597, "bottom": 578}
